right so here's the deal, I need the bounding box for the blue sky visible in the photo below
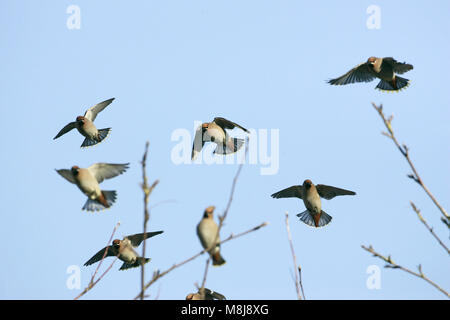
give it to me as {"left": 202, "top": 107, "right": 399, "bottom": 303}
{"left": 1, "top": 0, "right": 449, "bottom": 299}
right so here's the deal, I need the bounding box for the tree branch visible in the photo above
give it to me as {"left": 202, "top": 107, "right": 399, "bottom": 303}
{"left": 372, "top": 103, "right": 449, "bottom": 225}
{"left": 361, "top": 245, "right": 449, "bottom": 298}
{"left": 133, "top": 221, "right": 268, "bottom": 300}
{"left": 410, "top": 202, "right": 450, "bottom": 255}
{"left": 140, "top": 141, "right": 159, "bottom": 300}
{"left": 285, "top": 212, "right": 304, "bottom": 300}
{"left": 199, "top": 137, "right": 249, "bottom": 293}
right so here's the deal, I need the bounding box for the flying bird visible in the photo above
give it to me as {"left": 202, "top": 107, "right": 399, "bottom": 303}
{"left": 54, "top": 98, "right": 115, "bottom": 147}
{"left": 56, "top": 162, "right": 129, "bottom": 212}
{"left": 271, "top": 179, "right": 356, "bottom": 228}
{"left": 191, "top": 117, "right": 249, "bottom": 160}
{"left": 186, "top": 288, "right": 226, "bottom": 300}
{"left": 328, "top": 57, "right": 413, "bottom": 91}
{"left": 197, "top": 206, "right": 226, "bottom": 266}
{"left": 84, "top": 231, "right": 164, "bottom": 270}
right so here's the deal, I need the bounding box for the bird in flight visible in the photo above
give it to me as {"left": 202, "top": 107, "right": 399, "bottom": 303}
{"left": 56, "top": 162, "right": 129, "bottom": 212}
{"left": 271, "top": 179, "right": 356, "bottom": 228}
{"left": 328, "top": 57, "right": 413, "bottom": 91}
{"left": 54, "top": 98, "right": 115, "bottom": 147}
{"left": 84, "top": 231, "right": 164, "bottom": 270}
{"left": 191, "top": 117, "right": 249, "bottom": 160}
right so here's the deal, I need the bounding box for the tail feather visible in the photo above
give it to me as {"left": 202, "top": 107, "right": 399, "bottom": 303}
{"left": 296, "top": 210, "right": 332, "bottom": 228}
{"left": 376, "top": 76, "right": 410, "bottom": 92}
{"left": 82, "top": 190, "right": 117, "bottom": 212}
{"left": 212, "top": 252, "right": 226, "bottom": 266}
{"left": 119, "top": 257, "right": 150, "bottom": 271}
{"left": 80, "top": 128, "right": 111, "bottom": 148}
{"left": 214, "top": 138, "right": 244, "bottom": 155}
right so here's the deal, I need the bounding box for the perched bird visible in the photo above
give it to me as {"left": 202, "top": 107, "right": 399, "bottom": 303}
{"left": 271, "top": 179, "right": 356, "bottom": 228}
{"left": 186, "top": 288, "right": 226, "bottom": 300}
{"left": 197, "top": 206, "right": 226, "bottom": 266}
{"left": 84, "top": 231, "right": 164, "bottom": 271}
{"left": 56, "top": 162, "right": 129, "bottom": 212}
{"left": 54, "top": 98, "right": 115, "bottom": 147}
{"left": 191, "top": 117, "right": 249, "bottom": 160}
{"left": 328, "top": 57, "right": 413, "bottom": 91}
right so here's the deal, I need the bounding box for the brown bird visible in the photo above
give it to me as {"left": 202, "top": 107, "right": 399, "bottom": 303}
{"left": 54, "top": 98, "right": 114, "bottom": 147}
{"left": 186, "top": 288, "right": 226, "bottom": 300}
{"left": 197, "top": 206, "right": 226, "bottom": 266}
{"left": 56, "top": 162, "right": 129, "bottom": 211}
{"left": 191, "top": 117, "right": 249, "bottom": 160}
{"left": 84, "top": 231, "right": 164, "bottom": 270}
{"left": 271, "top": 179, "right": 356, "bottom": 228}
{"left": 328, "top": 57, "right": 413, "bottom": 91}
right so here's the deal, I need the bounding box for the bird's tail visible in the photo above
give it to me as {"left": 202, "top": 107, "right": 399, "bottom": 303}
{"left": 82, "top": 190, "right": 117, "bottom": 212}
{"left": 296, "top": 210, "right": 332, "bottom": 228}
{"left": 80, "top": 128, "right": 111, "bottom": 148}
{"left": 375, "top": 76, "right": 410, "bottom": 92}
{"left": 214, "top": 137, "right": 244, "bottom": 155}
{"left": 119, "top": 257, "right": 150, "bottom": 270}
{"left": 212, "top": 252, "right": 226, "bottom": 266}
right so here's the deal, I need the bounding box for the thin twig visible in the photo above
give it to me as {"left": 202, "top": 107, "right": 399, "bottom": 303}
{"left": 410, "top": 202, "right": 450, "bottom": 255}
{"left": 140, "top": 141, "right": 159, "bottom": 300}
{"left": 74, "top": 222, "right": 121, "bottom": 300}
{"left": 134, "top": 221, "right": 268, "bottom": 300}
{"left": 372, "top": 103, "right": 449, "bottom": 224}
{"left": 285, "top": 212, "right": 303, "bottom": 300}
{"left": 199, "top": 137, "right": 249, "bottom": 293}
{"left": 362, "top": 245, "right": 449, "bottom": 298}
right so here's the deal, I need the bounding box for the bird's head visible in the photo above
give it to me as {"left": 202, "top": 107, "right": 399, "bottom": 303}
{"left": 303, "top": 179, "right": 313, "bottom": 189}
{"left": 203, "top": 205, "right": 215, "bottom": 218}
{"left": 367, "top": 57, "right": 377, "bottom": 65}
{"left": 112, "top": 239, "right": 121, "bottom": 248}
{"left": 71, "top": 166, "right": 80, "bottom": 176}
{"left": 76, "top": 116, "right": 85, "bottom": 125}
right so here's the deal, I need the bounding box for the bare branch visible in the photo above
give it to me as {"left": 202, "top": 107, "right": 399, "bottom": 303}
{"left": 140, "top": 141, "right": 159, "bottom": 300}
{"left": 361, "top": 245, "right": 449, "bottom": 298}
{"left": 372, "top": 103, "right": 449, "bottom": 224}
{"left": 410, "top": 202, "right": 450, "bottom": 255}
{"left": 133, "top": 221, "right": 268, "bottom": 300}
{"left": 199, "top": 137, "right": 250, "bottom": 293}
{"left": 74, "top": 222, "right": 121, "bottom": 300}
{"left": 285, "top": 212, "right": 304, "bottom": 300}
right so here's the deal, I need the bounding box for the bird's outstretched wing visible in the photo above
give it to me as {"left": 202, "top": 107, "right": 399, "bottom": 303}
{"left": 53, "top": 122, "right": 77, "bottom": 140}
{"left": 383, "top": 58, "right": 413, "bottom": 74}
{"left": 84, "top": 246, "right": 116, "bottom": 266}
{"left": 271, "top": 185, "right": 303, "bottom": 199}
{"left": 87, "top": 163, "right": 129, "bottom": 184}
{"left": 191, "top": 125, "right": 206, "bottom": 160}
{"left": 328, "top": 63, "right": 376, "bottom": 85}
{"left": 316, "top": 184, "right": 356, "bottom": 200}
{"left": 84, "top": 98, "right": 115, "bottom": 122}
{"left": 127, "top": 231, "right": 164, "bottom": 247}
{"left": 213, "top": 117, "right": 249, "bottom": 133}
{"left": 55, "top": 169, "right": 76, "bottom": 184}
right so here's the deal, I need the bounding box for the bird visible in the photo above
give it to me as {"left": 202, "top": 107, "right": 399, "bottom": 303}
{"left": 53, "top": 98, "right": 115, "bottom": 147}
{"left": 186, "top": 288, "right": 226, "bottom": 300}
{"left": 84, "top": 231, "right": 164, "bottom": 271}
{"left": 271, "top": 179, "right": 356, "bottom": 228}
{"left": 328, "top": 57, "right": 413, "bottom": 91}
{"left": 56, "top": 162, "right": 129, "bottom": 212}
{"left": 197, "top": 206, "right": 226, "bottom": 266}
{"left": 191, "top": 117, "right": 249, "bottom": 160}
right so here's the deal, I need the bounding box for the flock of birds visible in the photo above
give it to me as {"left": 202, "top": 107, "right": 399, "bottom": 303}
{"left": 52, "top": 56, "right": 413, "bottom": 299}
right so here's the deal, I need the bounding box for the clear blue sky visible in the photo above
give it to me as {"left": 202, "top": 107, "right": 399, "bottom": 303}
{"left": 1, "top": 0, "right": 449, "bottom": 299}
